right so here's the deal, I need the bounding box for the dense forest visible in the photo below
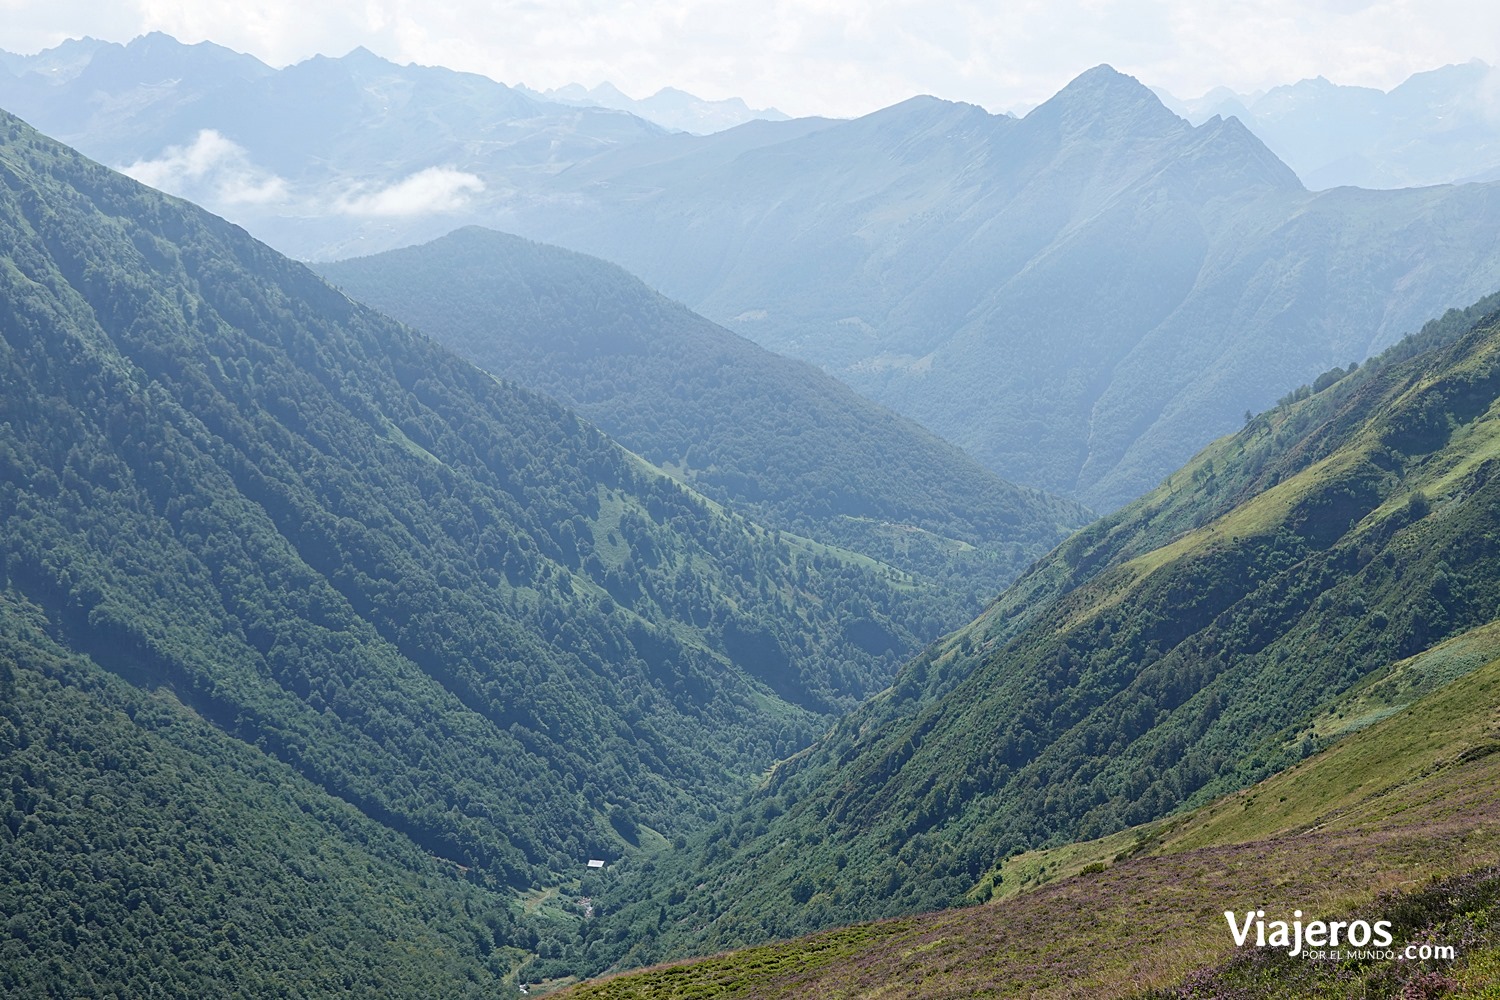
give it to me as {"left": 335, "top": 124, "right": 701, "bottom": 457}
{"left": 0, "top": 107, "right": 1028, "bottom": 992}
{"left": 0, "top": 598, "right": 527, "bottom": 997}
{"left": 319, "top": 227, "right": 1087, "bottom": 623}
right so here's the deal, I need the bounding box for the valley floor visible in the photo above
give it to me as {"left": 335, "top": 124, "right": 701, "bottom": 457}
{"left": 553, "top": 651, "right": 1500, "bottom": 998}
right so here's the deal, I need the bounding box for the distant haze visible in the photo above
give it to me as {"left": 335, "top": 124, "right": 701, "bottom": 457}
{"left": 1, "top": 0, "right": 1497, "bottom": 119}
{"left": 12, "top": 36, "right": 1500, "bottom": 510}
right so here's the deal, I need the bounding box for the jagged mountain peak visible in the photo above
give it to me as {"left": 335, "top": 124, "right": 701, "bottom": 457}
{"left": 124, "top": 31, "right": 265, "bottom": 66}
{"left": 80, "top": 31, "right": 272, "bottom": 86}
{"left": 130, "top": 30, "right": 186, "bottom": 49}
{"left": 1026, "top": 63, "right": 1185, "bottom": 137}
{"left": 1058, "top": 64, "right": 1159, "bottom": 101}
{"left": 1181, "top": 112, "right": 1305, "bottom": 192}
{"left": 1068, "top": 62, "right": 1145, "bottom": 89}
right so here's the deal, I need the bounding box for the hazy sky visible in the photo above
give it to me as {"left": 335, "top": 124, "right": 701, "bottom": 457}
{"left": 2, "top": 0, "right": 1497, "bottom": 118}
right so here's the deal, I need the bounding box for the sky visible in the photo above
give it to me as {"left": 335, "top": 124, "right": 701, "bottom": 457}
{"left": 1, "top": 0, "right": 1498, "bottom": 118}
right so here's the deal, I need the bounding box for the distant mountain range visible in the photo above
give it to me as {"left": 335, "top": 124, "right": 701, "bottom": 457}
{"left": 516, "top": 80, "right": 788, "bottom": 134}
{"left": 8, "top": 34, "right": 1500, "bottom": 513}
{"left": 502, "top": 67, "right": 1500, "bottom": 509}
{"left": 1158, "top": 60, "right": 1500, "bottom": 189}
{"left": 0, "top": 32, "right": 669, "bottom": 256}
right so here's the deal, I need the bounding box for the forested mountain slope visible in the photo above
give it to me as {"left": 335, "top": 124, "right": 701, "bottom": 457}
{"left": 0, "top": 105, "right": 970, "bottom": 988}
{"left": 318, "top": 227, "right": 1088, "bottom": 624}
{"left": 0, "top": 598, "right": 528, "bottom": 998}
{"left": 570, "top": 293, "right": 1500, "bottom": 973}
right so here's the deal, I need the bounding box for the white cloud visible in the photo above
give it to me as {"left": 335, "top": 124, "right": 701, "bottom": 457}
{"left": 335, "top": 167, "right": 484, "bottom": 216}
{"left": 120, "top": 129, "right": 289, "bottom": 205}
{"left": 116, "top": 130, "right": 483, "bottom": 220}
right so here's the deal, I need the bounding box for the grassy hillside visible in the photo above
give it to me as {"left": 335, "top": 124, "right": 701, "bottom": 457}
{"left": 566, "top": 295, "right": 1500, "bottom": 973}
{"left": 554, "top": 626, "right": 1500, "bottom": 998}
{"left": 318, "top": 227, "right": 1088, "bottom": 628}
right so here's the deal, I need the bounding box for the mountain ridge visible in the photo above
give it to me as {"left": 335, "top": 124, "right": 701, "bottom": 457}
{"left": 1161, "top": 59, "right": 1500, "bottom": 189}
{"left": 318, "top": 225, "right": 1088, "bottom": 625}
{"left": 519, "top": 79, "right": 789, "bottom": 134}
{"left": 491, "top": 63, "right": 1500, "bottom": 508}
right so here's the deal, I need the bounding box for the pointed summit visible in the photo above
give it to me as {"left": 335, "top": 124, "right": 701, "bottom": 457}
{"left": 1066, "top": 63, "right": 1150, "bottom": 92}
{"left": 340, "top": 45, "right": 395, "bottom": 68}
{"left": 589, "top": 81, "right": 635, "bottom": 104}
{"left": 1181, "top": 113, "right": 1304, "bottom": 193}
{"left": 1026, "top": 64, "right": 1185, "bottom": 140}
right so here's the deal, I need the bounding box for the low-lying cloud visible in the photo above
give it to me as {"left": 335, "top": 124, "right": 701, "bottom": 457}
{"left": 336, "top": 167, "right": 485, "bottom": 216}
{"left": 120, "top": 130, "right": 289, "bottom": 205}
